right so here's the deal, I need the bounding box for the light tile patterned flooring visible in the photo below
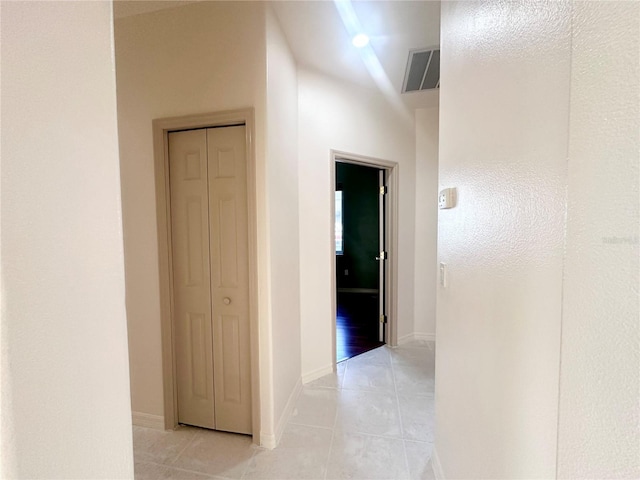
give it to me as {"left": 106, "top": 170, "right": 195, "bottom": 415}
{"left": 134, "top": 340, "right": 436, "bottom": 480}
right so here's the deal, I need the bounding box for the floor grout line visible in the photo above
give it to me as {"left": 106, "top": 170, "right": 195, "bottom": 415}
{"left": 165, "top": 463, "right": 225, "bottom": 479}
{"left": 323, "top": 354, "right": 346, "bottom": 480}
{"left": 164, "top": 429, "right": 199, "bottom": 466}
{"left": 286, "top": 421, "right": 335, "bottom": 431}
{"left": 238, "top": 444, "right": 259, "bottom": 480}
{"left": 390, "top": 346, "right": 412, "bottom": 479}
{"left": 134, "top": 459, "right": 221, "bottom": 479}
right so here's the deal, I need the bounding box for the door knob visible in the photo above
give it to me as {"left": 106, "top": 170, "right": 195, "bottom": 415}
{"left": 223, "top": 297, "right": 231, "bottom": 305}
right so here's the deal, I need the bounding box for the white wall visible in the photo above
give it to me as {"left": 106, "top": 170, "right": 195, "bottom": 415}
{"left": 436, "top": 1, "right": 640, "bottom": 478}
{"left": 1, "top": 2, "right": 134, "bottom": 477}
{"left": 115, "top": 1, "right": 304, "bottom": 445}
{"left": 265, "top": 6, "right": 302, "bottom": 443}
{"left": 298, "top": 69, "right": 416, "bottom": 379}
{"left": 435, "top": 1, "right": 571, "bottom": 477}
{"left": 413, "top": 108, "right": 439, "bottom": 339}
{"left": 114, "top": 1, "right": 272, "bottom": 433}
{"left": 557, "top": 2, "right": 640, "bottom": 477}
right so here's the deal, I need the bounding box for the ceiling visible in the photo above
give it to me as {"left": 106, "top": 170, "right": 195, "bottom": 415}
{"left": 113, "top": 1, "right": 440, "bottom": 110}
{"left": 271, "top": 1, "right": 440, "bottom": 109}
{"left": 113, "top": 0, "right": 201, "bottom": 19}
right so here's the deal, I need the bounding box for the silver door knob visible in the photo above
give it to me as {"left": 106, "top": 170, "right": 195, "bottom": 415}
{"left": 223, "top": 297, "right": 231, "bottom": 305}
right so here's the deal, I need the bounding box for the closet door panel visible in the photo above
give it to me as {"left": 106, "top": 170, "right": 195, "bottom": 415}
{"left": 207, "top": 126, "right": 252, "bottom": 434}
{"left": 169, "top": 129, "right": 215, "bottom": 429}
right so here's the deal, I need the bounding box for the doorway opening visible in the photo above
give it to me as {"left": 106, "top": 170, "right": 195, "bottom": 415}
{"left": 331, "top": 151, "right": 398, "bottom": 363}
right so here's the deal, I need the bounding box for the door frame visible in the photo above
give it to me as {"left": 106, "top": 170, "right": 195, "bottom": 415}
{"left": 152, "top": 109, "right": 260, "bottom": 442}
{"left": 330, "top": 150, "right": 399, "bottom": 362}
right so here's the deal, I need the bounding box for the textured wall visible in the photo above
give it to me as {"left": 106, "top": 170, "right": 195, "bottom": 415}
{"left": 436, "top": 1, "right": 640, "bottom": 478}
{"left": 1, "top": 2, "right": 133, "bottom": 477}
{"left": 557, "top": 2, "right": 640, "bottom": 477}
{"left": 436, "top": 1, "right": 571, "bottom": 477}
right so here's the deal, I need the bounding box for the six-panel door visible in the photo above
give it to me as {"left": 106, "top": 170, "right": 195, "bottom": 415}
{"left": 168, "top": 125, "right": 252, "bottom": 434}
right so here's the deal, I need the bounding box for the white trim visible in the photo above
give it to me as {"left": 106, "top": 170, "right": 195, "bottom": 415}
{"left": 302, "top": 364, "right": 334, "bottom": 384}
{"left": 132, "top": 412, "right": 165, "bottom": 430}
{"left": 261, "top": 377, "right": 302, "bottom": 449}
{"left": 432, "top": 446, "right": 445, "bottom": 480}
{"left": 260, "top": 432, "right": 277, "bottom": 449}
{"left": 398, "top": 332, "right": 436, "bottom": 345}
{"left": 330, "top": 151, "right": 400, "bottom": 352}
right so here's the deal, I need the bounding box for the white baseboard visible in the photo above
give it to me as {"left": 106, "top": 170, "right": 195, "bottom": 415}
{"left": 415, "top": 333, "right": 436, "bottom": 342}
{"left": 261, "top": 377, "right": 303, "bottom": 449}
{"left": 260, "top": 432, "right": 277, "bottom": 449}
{"left": 398, "top": 332, "right": 436, "bottom": 345}
{"left": 432, "top": 446, "right": 445, "bottom": 480}
{"left": 301, "top": 364, "right": 334, "bottom": 384}
{"left": 132, "top": 411, "right": 165, "bottom": 430}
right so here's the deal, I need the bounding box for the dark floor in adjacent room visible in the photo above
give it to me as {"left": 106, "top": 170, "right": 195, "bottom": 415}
{"left": 336, "top": 292, "right": 384, "bottom": 362}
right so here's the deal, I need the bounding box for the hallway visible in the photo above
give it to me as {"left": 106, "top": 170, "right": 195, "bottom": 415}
{"left": 133, "top": 341, "right": 436, "bottom": 480}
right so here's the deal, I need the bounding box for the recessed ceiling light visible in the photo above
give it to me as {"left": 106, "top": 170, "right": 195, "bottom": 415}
{"left": 352, "top": 33, "right": 369, "bottom": 48}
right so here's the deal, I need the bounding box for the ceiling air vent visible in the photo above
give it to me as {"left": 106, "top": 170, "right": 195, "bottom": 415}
{"left": 402, "top": 48, "right": 440, "bottom": 93}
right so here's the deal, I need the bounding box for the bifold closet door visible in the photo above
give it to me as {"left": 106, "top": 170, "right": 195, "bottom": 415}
{"left": 169, "top": 126, "right": 252, "bottom": 434}
{"left": 169, "top": 129, "right": 216, "bottom": 429}
{"left": 207, "top": 126, "right": 252, "bottom": 434}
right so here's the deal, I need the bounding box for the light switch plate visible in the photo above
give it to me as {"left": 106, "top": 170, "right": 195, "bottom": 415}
{"left": 439, "top": 262, "right": 447, "bottom": 287}
{"left": 438, "top": 188, "right": 456, "bottom": 209}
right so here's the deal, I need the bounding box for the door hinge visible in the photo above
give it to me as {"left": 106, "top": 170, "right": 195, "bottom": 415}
{"left": 377, "top": 251, "right": 387, "bottom": 260}
{"left": 379, "top": 314, "right": 387, "bottom": 324}
{"left": 379, "top": 186, "right": 388, "bottom": 195}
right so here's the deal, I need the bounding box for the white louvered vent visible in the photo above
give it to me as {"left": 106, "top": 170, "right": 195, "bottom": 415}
{"left": 402, "top": 48, "right": 440, "bottom": 93}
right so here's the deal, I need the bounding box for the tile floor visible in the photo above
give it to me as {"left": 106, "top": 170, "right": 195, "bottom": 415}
{"left": 134, "top": 340, "right": 436, "bottom": 480}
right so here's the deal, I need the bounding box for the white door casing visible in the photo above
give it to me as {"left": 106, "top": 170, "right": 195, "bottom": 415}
{"left": 378, "top": 169, "right": 386, "bottom": 343}
{"left": 330, "top": 150, "right": 399, "bottom": 361}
